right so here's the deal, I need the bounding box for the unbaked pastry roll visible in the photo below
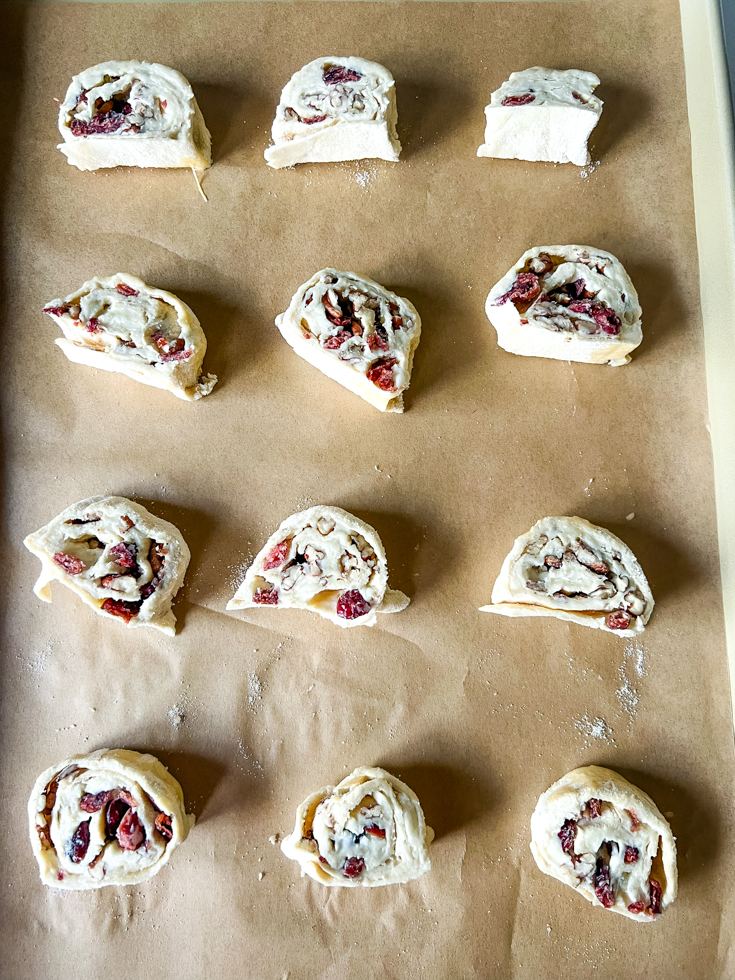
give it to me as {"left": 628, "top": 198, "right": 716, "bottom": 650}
{"left": 486, "top": 245, "right": 642, "bottom": 366}
{"left": 24, "top": 495, "right": 190, "bottom": 635}
{"left": 264, "top": 57, "right": 400, "bottom": 168}
{"left": 57, "top": 60, "right": 211, "bottom": 171}
{"left": 530, "top": 766, "right": 677, "bottom": 920}
{"left": 29, "top": 749, "right": 194, "bottom": 889}
{"left": 281, "top": 766, "right": 433, "bottom": 886}
{"left": 477, "top": 67, "right": 602, "bottom": 166}
{"left": 43, "top": 274, "right": 217, "bottom": 400}
{"left": 226, "top": 505, "right": 409, "bottom": 627}
{"left": 276, "top": 269, "right": 421, "bottom": 412}
{"left": 480, "top": 516, "right": 653, "bottom": 635}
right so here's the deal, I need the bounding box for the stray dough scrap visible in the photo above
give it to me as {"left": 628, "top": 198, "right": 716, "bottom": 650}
{"left": 24, "top": 495, "right": 190, "bottom": 635}
{"left": 480, "top": 516, "right": 653, "bottom": 635}
{"left": 530, "top": 766, "right": 677, "bottom": 920}
{"left": 477, "top": 67, "right": 602, "bottom": 166}
{"left": 29, "top": 748, "right": 195, "bottom": 889}
{"left": 276, "top": 269, "right": 421, "bottom": 412}
{"left": 226, "top": 505, "right": 409, "bottom": 627}
{"left": 43, "top": 274, "right": 217, "bottom": 400}
{"left": 57, "top": 60, "right": 211, "bottom": 171}
{"left": 265, "top": 56, "right": 400, "bottom": 168}
{"left": 485, "top": 245, "right": 642, "bottom": 366}
{"left": 281, "top": 766, "right": 433, "bottom": 886}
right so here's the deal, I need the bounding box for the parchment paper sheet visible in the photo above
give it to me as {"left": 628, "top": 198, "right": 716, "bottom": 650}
{"left": 2, "top": 1, "right": 734, "bottom": 977}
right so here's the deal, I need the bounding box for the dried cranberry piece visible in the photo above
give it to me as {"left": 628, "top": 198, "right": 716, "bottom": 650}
{"left": 101, "top": 598, "right": 141, "bottom": 623}
{"left": 318, "top": 856, "right": 329, "bottom": 865}
{"left": 572, "top": 91, "right": 583, "bottom": 102}
{"left": 593, "top": 853, "right": 615, "bottom": 908}
{"left": 557, "top": 819, "right": 577, "bottom": 861}
{"left": 44, "top": 305, "right": 69, "bottom": 317}
{"left": 109, "top": 541, "right": 138, "bottom": 569}
{"left": 140, "top": 583, "right": 156, "bottom": 599}
{"left": 648, "top": 878, "right": 663, "bottom": 915}
{"left": 367, "top": 332, "right": 389, "bottom": 352}
{"left": 322, "top": 293, "right": 352, "bottom": 327}
{"left": 501, "top": 93, "right": 535, "bottom": 106}
{"left": 495, "top": 272, "right": 541, "bottom": 307}
{"left": 592, "top": 306, "right": 622, "bottom": 335}
{"left": 53, "top": 552, "right": 85, "bottom": 575}
{"left": 115, "top": 283, "right": 139, "bottom": 297}
{"left": 155, "top": 812, "right": 173, "bottom": 840}
{"left": 67, "top": 820, "right": 91, "bottom": 863}
{"left": 152, "top": 331, "right": 193, "bottom": 362}
{"left": 263, "top": 539, "right": 290, "bottom": 571}
{"left": 302, "top": 114, "right": 327, "bottom": 124}
{"left": 607, "top": 609, "right": 632, "bottom": 630}
{"left": 566, "top": 278, "right": 587, "bottom": 299}
{"left": 627, "top": 809, "right": 641, "bottom": 832}
{"left": 117, "top": 809, "right": 145, "bottom": 851}
{"left": 584, "top": 798, "right": 603, "bottom": 819}
{"left": 323, "top": 330, "right": 352, "bottom": 350}
{"left": 627, "top": 901, "right": 646, "bottom": 914}
{"left": 364, "top": 825, "right": 386, "bottom": 838}
{"left": 568, "top": 300, "right": 593, "bottom": 314}
{"left": 343, "top": 856, "right": 365, "bottom": 879}
{"left": 80, "top": 790, "right": 113, "bottom": 813}
{"left": 105, "top": 798, "right": 130, "bottom": 837}
{"left": 70, "top": 112, "right": 131, "bottom": 136}
{"left": 624, "top": 846, "right": 639, "bottom": 864}
{"left": 366, "top": 357, "right": 398, "bottom": 392}
{"left": 323, "top": 66, "right": 362, "bottom": 85}
{"left": 253, "top": 587, "right": 278, "bottom": 605}
{"left": 336, "top": 590, "right": 371, "bottom": 620}
{"left": 86, "top": 317, "right": 101, "bottom": 333}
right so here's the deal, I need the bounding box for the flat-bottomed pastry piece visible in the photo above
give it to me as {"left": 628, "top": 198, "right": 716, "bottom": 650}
{"left": 57, "top": 60, "right": 211, "bottom": 171}
{"left": 43, "top": 274, "right": 217, "bottom": 400}
{"left": 226, "top": 505, "right": 409, "bottom": 627}
{"left": 530, "top": 766, "right": 677, "bottom": 920}
{"left": 480, "top": 516, "right": 653, "bottom": 635}
{"left": 281, "top": 766, "right": 433, "bottom": 886}
{"left": 477, "top": 67, "right": 602, "bottom": 166}
{"left": 264, "top": 56, "right": 400, "bottom": 168}
{"left": 486, "top": 245, "right": 642, "bottom": 366}
{"left": 24, "top": 495, "right": 190, "bottom": 635}
{"left": 29, "top": 748, "right": 194, "bottom": 889}
{"left": 276, "top": 269, "right": 421, "bottom": 412}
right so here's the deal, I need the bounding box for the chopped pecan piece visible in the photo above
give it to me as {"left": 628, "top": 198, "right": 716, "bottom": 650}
{"left": 336, "top": 590, "right": 371, "bottom": 620}
{"left": 322, "top": 292, "right": 352, "bottom": 327}
{"left": 544, "top": 555, "right": 562, "bottom": 568}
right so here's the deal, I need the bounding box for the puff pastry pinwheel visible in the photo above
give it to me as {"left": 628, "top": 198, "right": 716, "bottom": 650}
{"left": 480, "top": 516, "right": 653, "bottom": 635}
{"left": 264, "top": 56, "right": 400, "bottom": 168}
{"left": 57, "top": 60, "right": 211, "bottom": 171}
{"left": 226, "top": 505, "right": 409, "bottom": 627}
{"left": 43, "top": 274, "right": 217, "bottom": 400}
{"left": 24, "top": 495, "right": 190, "bottom": 635}
{"left": 530, "top": 766, "right": 677, "bottom": 921}
{"left": 281, "top": 767, "right": 433, "bottom": 886}
{"left": 486, "top": 245, "right": 642, "bottom": 366}
{"left": 276, "top": 269, "right": 421, "bottom": 412}
{"left": 477, "top": 67, "right": 602, "bottom": 167}
{"left": 29, "top": 749, "right": 194, "bottom": 890}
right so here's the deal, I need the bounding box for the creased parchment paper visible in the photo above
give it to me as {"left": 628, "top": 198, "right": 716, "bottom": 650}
{"left": 2, "top": 2, "right": 734, "bottom": 977}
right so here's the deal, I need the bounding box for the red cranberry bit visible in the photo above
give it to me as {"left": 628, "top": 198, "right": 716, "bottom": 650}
{"left": 366, "top": 357, "right": 398, "bottom": 392}
{"left": 607, "top": 609, "right": 632, "bottom": 631}
{"left": 70, "top": 112, "right": 132, "bottom": 136}
{"left": 389, "top": 303, "right": 403, "bottom": 331}
{"left": 116, "top": 283, "right": 139, "bottom": 298}
{"left": 44, "top": 304, "right": 70, "bottom": 317}
{"left": 566, "top": 278, "right": 587, "bottom": 300}
{"left": 109, "top": 541, "right": 137, "bottom": 569}
{"left": 568, "top": 299, "right": 593, "bottom": 314}
{"left": 67, "top": 820, "right": 91, "bottom": 863}
{"left": 593, "top": 854, "right": 615, "bottom": 908}
{"left": 323, "top": 66, "right": 363, "bottom": 85}
{"left": 105, "top": 798, "right": 130, "bottom": 837}
{"left": 86, "top": 317, "right": 101, "bottom": 333}
{"left": 557, "top": 819, "right": 578, "bottom": 862}
{"left": 160, "top": 100, "right": 167, "bottom": 110}
{"left": 365, "top": 825, "right": 386, "bottom": 838}
{"left": 303, "top": 114, "right": 328, "bottom": 125}
{"left": 592, "top": 306, "right": 622, "bottom": 336}
{"left": 648, "top": 878, "right": 663, "bottom": 915}
{"left": 323, "top": 330, "right": 353, "bottom": 350}
{"left": 101, "top": 598, "right": 141, "bottom": 623}
{"left": 100, "top": 574, "right": 124, "bottom": 589}
{"left": 53, "top": 552, "right": 85, "bottom": 575}
{"left": 501, "top": 93, "right": 535, "bottom": 106}
{"left": 155, "top": 812, "right": 173, "bottom": 840}
{"left": 80, "top": 790, "right": 113, "bottom": 813}
{"left": 627, "top": 901, "right": 646, "bottom": 914}
{"left": 322, "top": 293, "right": 352, "bottom": 327}
{"left": 342, "top": 856, "right": 365, "bottom": 879}
{"left": 495, "top": 272, "right": 541, "bottom": 307}
{"left": 627, "top": 809, "right": 641, "bottom": 832}
{"left": 336, "top": 590, "right": 371, "bottom": 620}
{"left": 318, "top": 856, "right": 329, "bottom": 865}
{"left": 624, "top": 846, "right": 639, "bottom": 864}
{"left": 117, "top": 809, "right": 145, "bottom": 851}
{"left": 544, "top": 555, "right": 562, "bottom": 568}
{"left": 263, "top": 539, "right": 290, "bottom": 571}
{"left": 253, "top": 587, "right": 278, "bottom": 605}
{"left": 572, "top": 91, "right": 583, "bottom": 102}
{"left": 152, "top": 331, "right": 193, "bottom": 361}
{"left": 367, "top": 332, "right": 389, "bottom": 352}
{"left": 584, "top": 798, "right": 603, "bottom": 819}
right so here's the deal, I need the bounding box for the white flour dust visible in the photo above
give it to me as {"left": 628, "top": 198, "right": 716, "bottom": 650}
{"left": 227, "top": 552, "right": 253, "bottom": 592}
{"left": 579, "top": 159, "right": 601, "bottom": 179}
{"left": 168, "top": 691, "right": 198, "bottom": 731}
{"left": 237, "top": 737, "right": 265, "bottom": 778}
{"left": 574, "top": 714, "right": 615, "bottom": 745}
{"left": 247, "top": 672, "right": 262, "bottom": 709}
{"left": 615, "top": 642, "right": 646, "bottom": 721}
{"left": 19, "top": 642, "right": 53, "bottom": 674}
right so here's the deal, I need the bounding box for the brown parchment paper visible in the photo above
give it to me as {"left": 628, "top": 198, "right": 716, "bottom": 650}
{"left": 2, "top": 1, "right": 734, "bottom": 977}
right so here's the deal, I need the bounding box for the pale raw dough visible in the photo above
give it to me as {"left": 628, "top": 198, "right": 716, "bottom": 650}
{"left": 28, "top": 748, "right": 195, "bottom": 890}
{"left": 485, "top": 245, "right": 642, "bottom": 366}
{"left": 226, "top": 505, "right": 409, "bottom": 627}
{"left": 265, "top": 57, "right": 400, "bottom": 168}
{"left": 276, "top": 269, "right": 421, "bottom": 412}
{"left": 43, "top": 273, "right": 217, "bottom": 400}
{"left": 530, "top": 766, "right": 677, "bottom": 921}
{"left": 477, "top": 67, "right": 602, "bottom": 166}
{"left": 480, "top": 516, "right": 653, "bottom": 636}
{"left": 24, "top": 495, "right": 191, "bottom": 635}
{"left": 281, "top": 766, "right": 433, "bottom": 886}
{"left": 57, "top": 60, "right": 211, "bottom": 171}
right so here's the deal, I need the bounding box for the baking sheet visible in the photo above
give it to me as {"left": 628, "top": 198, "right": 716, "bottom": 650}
{"left": 2, "top": 1, "right": 734, "bottom": 977}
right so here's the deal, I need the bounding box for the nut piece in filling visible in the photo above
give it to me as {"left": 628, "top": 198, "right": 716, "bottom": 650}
{"left": 480, "top": 516, "right": 654, "bottom": 636}
{"left": 28, "top": 748, "right": 195, "bottom": 889}
{"left": 24, "top": 495, "right": 190, "bottom": 636}
{"left": 226, "top": 505, "right": 409, "bottom": 628}
{"left": 265, "top": 56, "right": 401, "bottom": 169}
{"left": 275, "top": 269, "right": 422, "bottom": 412}
{"left": 485, "top": 245, "right": 642, "bottom": 366}
{"left": 530, "top": 766, "right": 677, "bottom": 921}
{"left": 280, "top": 766, "right": 433, "bottom": 886}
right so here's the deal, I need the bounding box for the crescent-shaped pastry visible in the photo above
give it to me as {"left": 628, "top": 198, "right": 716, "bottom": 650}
{"left": 43, "top": 274, "right": 217, "bottom": 400}
{"left": 264, "top": 56, "right": 400, "bottom": 168}
{"left": 29, "top": 749, "right": 194, "bottom": 889}
{"left": 226, "top": 505, "right": 409, "bottom": 627}
{"left": 530, "top": 766, "right": 677, "bottom": 920}
{"left": 485, "top": 245, "right": 642, "bottom": 366}
{"left": 480, "top": 516, "right": 653, "bottom": 635}
{"left": 57, "top": 60, "right": 211, "bottom": 171}
{"left": 276, "top": 269, "right": 421, "bottom": 412}
{"left": 477, "top": 67, "right": 602, "bottom": 166}
{"left": 281, "top": 766, "right": 433, "bottom": 886}
{"left": 24, "top": 495, "right": 190, "bottom": 635}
